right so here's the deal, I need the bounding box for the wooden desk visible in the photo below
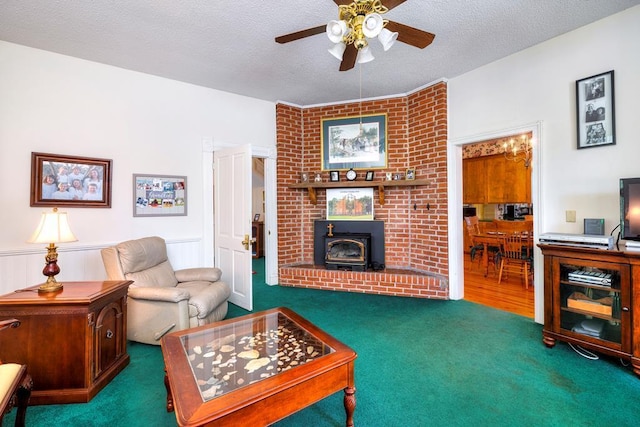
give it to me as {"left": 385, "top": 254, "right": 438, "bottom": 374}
{"left": 0, "top": 281, "right": 131, "bottom": 404}
{"left": 252, "top": 221, "right": 264, "bottom": 258}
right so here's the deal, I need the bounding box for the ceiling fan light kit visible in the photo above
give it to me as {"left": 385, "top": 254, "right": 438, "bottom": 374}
{"left": 276, "top": 0, "right": 435, "bottom": 71}
{"left": 329, "top": 1, "right": 393, "bottom": 61}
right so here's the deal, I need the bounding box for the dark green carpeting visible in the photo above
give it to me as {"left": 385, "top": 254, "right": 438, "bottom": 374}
{"left": 7, "top": 258, "right": 640, "bottom": 426}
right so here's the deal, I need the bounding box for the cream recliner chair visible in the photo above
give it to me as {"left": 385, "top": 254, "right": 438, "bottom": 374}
{"left": 101, "top": 236, "right": 231, "bottom": 345}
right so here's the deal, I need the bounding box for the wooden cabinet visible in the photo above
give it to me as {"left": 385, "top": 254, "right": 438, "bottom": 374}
{"left": 252, "top": 221, "right": 264, "bottom": 258}
{"left": 463, "top": 154, "right": 530, "bottom": 204}
{"left": 0, "top": 281, "right": 131, "bottom": 404}
{"left": 463, "top": 157, "right": 487, "bottom": 204}
{"left": 539, "top": 245, "right": 640, "bottom": 377}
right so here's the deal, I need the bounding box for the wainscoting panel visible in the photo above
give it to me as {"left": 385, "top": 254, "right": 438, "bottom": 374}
{"left": 0, "top": 238, "right": 203, "bottom": 295}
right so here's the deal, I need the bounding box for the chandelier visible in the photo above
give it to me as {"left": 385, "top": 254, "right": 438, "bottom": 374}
{"left": 326, "top": 0, "right": 399, "bottom": 64}
{"left": 502, "top": 135, "right": 532, "bottom": 168}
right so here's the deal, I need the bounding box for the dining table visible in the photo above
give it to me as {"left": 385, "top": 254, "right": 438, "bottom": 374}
{"left": 472, "top": 231, "right": 533, "bottom": 277}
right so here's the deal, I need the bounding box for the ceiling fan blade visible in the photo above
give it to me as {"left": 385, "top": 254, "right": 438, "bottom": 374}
{"left": 275, "top": 25, "right": 326, "bottom": 44}
{"left": 339, "top": 44, "right": 358, "bottom": 71}
{"left": 385, "top": 20, "right": 435, "bottom": 49}
{"left": 382, "top": 0, "right": 408, "bottom": 11}
{"left": 333, "top": 0, "right": 352, "bottom": 5}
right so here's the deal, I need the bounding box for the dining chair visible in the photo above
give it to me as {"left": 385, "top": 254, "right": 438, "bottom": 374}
{"left": 464, "top": 216, "right": 500, "bottom": 271}
{"left": 0, "top": 319, "right": 32, "bottom": 427}
{"left": 498, "top": 233, "right": 533, "bottom": 289}
{"left": 464, "top": 216, "right": 483, "bottom": 264}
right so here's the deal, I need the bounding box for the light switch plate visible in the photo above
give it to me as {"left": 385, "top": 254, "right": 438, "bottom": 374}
{"left": 566, "top": 210, "right": 576, "bottom": 223}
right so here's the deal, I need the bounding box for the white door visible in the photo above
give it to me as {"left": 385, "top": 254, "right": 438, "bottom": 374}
{"left": 214, "top": 144, "right": 253, "bottom": 311}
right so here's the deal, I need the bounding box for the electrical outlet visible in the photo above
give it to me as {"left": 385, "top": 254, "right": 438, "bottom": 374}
{"left": 566, "top": 210, "right": 576, "bottom": 223}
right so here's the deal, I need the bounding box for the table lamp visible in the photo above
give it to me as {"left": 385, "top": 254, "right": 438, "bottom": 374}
{"left": 28, "top": 207, "right": 78, "bottom": 293}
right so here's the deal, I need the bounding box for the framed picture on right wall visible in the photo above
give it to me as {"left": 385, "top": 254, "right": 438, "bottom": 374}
{"left": 576, "top": 70, "right": 615, "bottom": 149}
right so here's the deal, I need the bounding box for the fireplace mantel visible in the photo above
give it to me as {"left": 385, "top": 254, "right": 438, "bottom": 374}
{"left": 288, "top": 178, "right": 430, "bottom": 205}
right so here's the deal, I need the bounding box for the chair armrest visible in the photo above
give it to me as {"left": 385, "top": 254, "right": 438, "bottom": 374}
{"left": 175, "top": 267, "right": 222, "bottom": 283}
{"left": 0, "top": 318, "right": 20, "bottom": 332}
{"left": 128, "top": 286, "right": 190, "bottom": 303}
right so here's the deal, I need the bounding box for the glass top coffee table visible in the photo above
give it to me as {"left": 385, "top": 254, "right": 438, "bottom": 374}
{"left": 161, "top": 307, "right": 357, "bottom": 426}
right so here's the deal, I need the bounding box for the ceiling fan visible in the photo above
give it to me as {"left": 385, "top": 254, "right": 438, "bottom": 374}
{"left": 275, "top": 0, "right": 435, "bottom": 71}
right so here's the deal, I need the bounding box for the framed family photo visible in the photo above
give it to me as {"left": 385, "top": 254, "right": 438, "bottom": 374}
{"left": 133, "top": 174, "right": 187, "bottom": 217}
{"left": 30, "top": 152, "right": 112, "bottom": 208}
{"left": 321, "top": 113, "right": 387, "bottom": 171}
{"left": 576, "top": 70, "right": 615, "bottom": 149}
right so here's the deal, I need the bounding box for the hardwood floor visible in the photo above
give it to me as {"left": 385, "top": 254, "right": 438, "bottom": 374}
{"left": 463, "top": 254, "right": 535, "bottom": 318}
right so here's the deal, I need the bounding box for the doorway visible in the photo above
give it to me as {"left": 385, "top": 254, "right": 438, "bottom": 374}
{"left": 449, "top": 122, "right": 543, "bottom": 323}
{"left": 252, "top": 157, "right": 265, "bottom": 262}
{"left": 461, "top": 137, "right": 534, "bottom": 317}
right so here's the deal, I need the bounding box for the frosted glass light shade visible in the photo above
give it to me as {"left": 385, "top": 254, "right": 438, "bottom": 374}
{"left": 28, "top": 209, "right": 78, "bottom": 244}
{"left": 362, "top": 13, "right": 383, "bottom": 38}
{"left": 328, "top": 42, "right": 347, "bottom": 60}
{"left": 378, "top": 28, "right": 398, "bottom": 51}
{"left": 326, "top": 20, "right": 349, "bottom": 43}
{"left": 357, "top": 46, "right": 375, "bottom": 64}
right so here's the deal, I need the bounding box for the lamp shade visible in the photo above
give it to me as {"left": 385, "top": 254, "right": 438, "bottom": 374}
{"left": 28, "top": 208, "right": 78, "bottom": 244}
{"left": 378, "top": 28, "right": 398, "bottom": 51}
{"left": 326, "top": 20, "right": 349, "bottom": 43}
{"left": 362, "top": 13, "right": 384, "bottom": 38}
{"left": 328, "top": 42, "right": 347, "bottom": 60}
{"left": 357, "top": 46, "right": 375, "bottom": 64}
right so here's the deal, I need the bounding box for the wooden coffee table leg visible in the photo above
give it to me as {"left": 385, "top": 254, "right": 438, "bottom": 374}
{"left": 164, "top": 370, "right": 174, "bottom": 412}
{"left": 344, "top": 386, "right": 356, "bottom": 427}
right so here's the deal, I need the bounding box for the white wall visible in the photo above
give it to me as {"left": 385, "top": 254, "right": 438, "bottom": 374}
{"left": 450, "top": 5, "right": 640, "bottom": 236}
{"left": 448, "top": 5, "right": 640, "bottom": 323}
{"left": 0, "top": 41, "right": 276, "bottom": 292}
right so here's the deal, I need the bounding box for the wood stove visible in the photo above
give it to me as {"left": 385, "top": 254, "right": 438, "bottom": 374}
{"left": 325, "top": 233, "right": 371, "bottom": 271}
{"left": 314, "top": 220, "right": 385, "bottom": 270}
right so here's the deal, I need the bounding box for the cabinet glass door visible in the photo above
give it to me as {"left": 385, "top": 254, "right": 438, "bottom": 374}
{"left": 555, "top": 257, "right": 629, "bottom": 348}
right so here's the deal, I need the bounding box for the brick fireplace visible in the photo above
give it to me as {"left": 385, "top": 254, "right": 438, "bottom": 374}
{"left": 276, "top": 81, "right": 449, "bottom": 298}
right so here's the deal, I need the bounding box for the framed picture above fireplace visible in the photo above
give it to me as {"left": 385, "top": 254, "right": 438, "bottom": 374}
{"left": 326, "top": 188, "right": 374, "bottom": 221}
{"left": 321, "top": 114, "right": 387, "bottom": 171}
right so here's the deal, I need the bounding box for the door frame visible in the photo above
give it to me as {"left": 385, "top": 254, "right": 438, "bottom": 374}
{"left": 448, "top": 121, "right": 544, "bottom": 324}
{"left": 203, "top": 141, "right": 279, "bottom": 285}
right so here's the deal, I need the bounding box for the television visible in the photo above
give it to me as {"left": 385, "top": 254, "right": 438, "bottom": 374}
{"left": 620, "top": 177, "right": 640, "bottom": 248}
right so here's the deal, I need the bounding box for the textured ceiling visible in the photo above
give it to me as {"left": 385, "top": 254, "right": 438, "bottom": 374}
{"left": 1, "top": 1, "right": 638, "bottom": 106}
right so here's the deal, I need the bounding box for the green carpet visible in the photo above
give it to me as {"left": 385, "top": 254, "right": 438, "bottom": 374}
{"left": 7, "top": 258, "right": 640, "bottom": 426}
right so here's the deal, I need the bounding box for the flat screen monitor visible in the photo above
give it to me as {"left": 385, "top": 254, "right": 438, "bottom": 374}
{"left": 620, "top": 177, "right": 640, "bottom": 244}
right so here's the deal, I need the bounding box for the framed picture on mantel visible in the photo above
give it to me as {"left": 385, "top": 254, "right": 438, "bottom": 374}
{"left": 326, "top": 188, "right": 374, "bottom": 221}
{"left": 576, "top": 70, "right": 615, "bottom": 149}
{"left": 321, "top": 114, "right": 387, "bottom": 171}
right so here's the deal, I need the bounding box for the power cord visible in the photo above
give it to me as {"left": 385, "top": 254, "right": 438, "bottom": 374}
{"left": 610, "top": 223, "right": 620, "bottom": 250}
{"left": 568, "top": 342, "right": 599, "bottom": 360}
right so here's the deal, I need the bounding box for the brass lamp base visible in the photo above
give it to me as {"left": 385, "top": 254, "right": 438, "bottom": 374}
{"left": 39, "top": 243, "right": 63, "bottom": 293}
{"left": 38, "top": 280, "right": 63, "bottom": 293}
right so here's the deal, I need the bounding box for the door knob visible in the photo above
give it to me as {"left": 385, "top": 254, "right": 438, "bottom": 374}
{"left": 242, "top": 234, "right": 251, "bottom": 250}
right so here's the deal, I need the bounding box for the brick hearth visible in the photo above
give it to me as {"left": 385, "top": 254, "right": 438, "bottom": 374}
{"left": 279, "top": 264, "right": 448, "bottom": 299}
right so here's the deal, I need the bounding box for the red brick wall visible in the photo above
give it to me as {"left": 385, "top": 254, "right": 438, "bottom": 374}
{"left": 276, "top": 82, "right": 449, "bottom": 298}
